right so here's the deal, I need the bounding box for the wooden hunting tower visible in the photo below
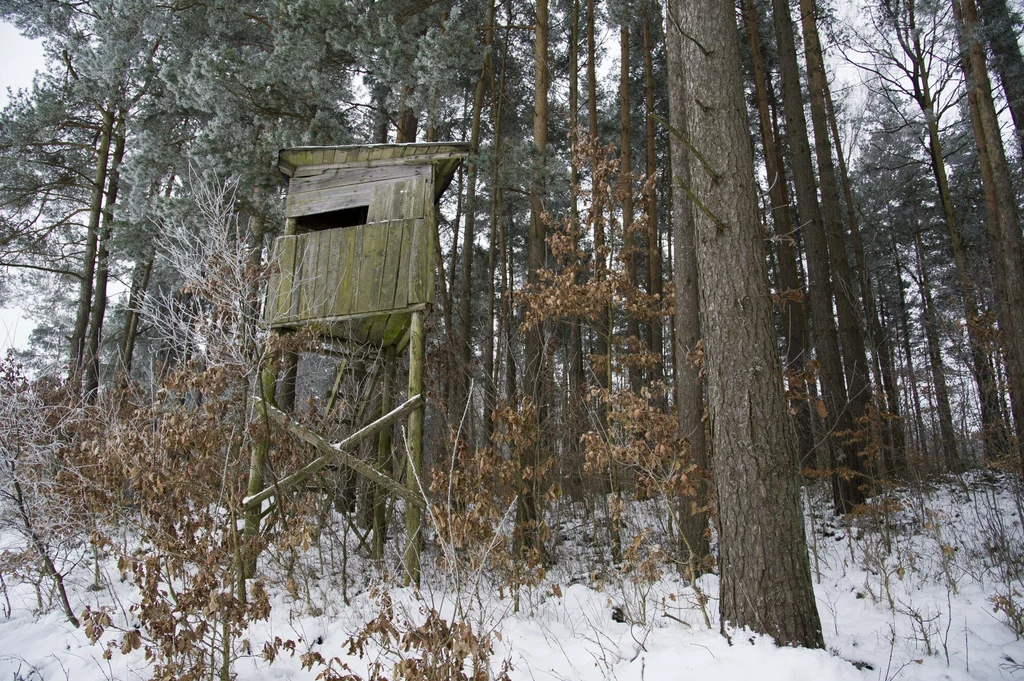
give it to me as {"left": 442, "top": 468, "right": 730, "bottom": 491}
{"left": 246, "top": 143, "right": 467, "bottom": 587}
{"left": 265, "top": 143, "right": 467, "bottom": 345}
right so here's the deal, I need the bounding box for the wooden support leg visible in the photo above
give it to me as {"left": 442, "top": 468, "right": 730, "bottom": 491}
{"left": 404, "top": 311, "right": 425, "bottom": 587}
{"left": 243, "top": 349, "right": 279, "bottom": 579}
{"left": 374, "top": 344, "right": 396, "bottom": 559}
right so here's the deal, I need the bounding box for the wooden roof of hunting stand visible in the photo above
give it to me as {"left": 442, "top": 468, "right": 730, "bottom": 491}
{"left": 265, "top": 143, "right": 468, "bottom": 347}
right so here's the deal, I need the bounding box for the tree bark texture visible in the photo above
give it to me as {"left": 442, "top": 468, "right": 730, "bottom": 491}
{"left": 69, "top": 107, "right": 114, "bottom": 380}
{"left": 743, "top": 0, "right": 815, "bottom": 466}
{"left": 771, "top": 0, "right": 865, "bottom": 512}
{"left": 666, "top": 0, "right": 824, "bottom": 648}
{"left": 520, "top": 0, "right": 549, "bottom": 555}
{"left": 799, "top": 0, "right": 876, "bottom": 487}
{"left": 665, "top": 11, "right": 710, "bottom": 567}
{"left": 955, "top": 0, "right": 1024, "bottom": 465}
{"left": 620, "top": 20, "right": 642, "bottom": 391}
{"left": 642, "top": 2, "right": 663, "bottom": 377}
{"left": 84, "top": 120, "right": 126, "bottom": 400}
{"left": 913, "top": 225, "right": 961, "bottom": 468}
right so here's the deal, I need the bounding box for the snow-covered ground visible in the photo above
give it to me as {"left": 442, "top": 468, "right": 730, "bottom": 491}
{"left": 2, "top": 472, "right": 1022, "bottom": 681}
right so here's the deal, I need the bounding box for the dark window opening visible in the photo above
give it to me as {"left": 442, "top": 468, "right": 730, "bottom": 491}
{"left": 296, "top": 205, "right": 369, "bottom": 232}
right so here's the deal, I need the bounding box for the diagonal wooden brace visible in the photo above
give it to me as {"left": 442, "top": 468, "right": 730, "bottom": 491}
{"left": 243, "top": 394, "right": 426, "bottom": 511}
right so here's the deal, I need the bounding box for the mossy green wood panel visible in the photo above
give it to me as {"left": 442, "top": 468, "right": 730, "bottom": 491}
{"left": 422, "top": 176, "right": 435, "bottom": 305}
{"left": 407, "top": 218, "right": 431, "bottom": 305}
{"left": 269, "top": 234, "right": 303, "bottom": 324}
{"left": 298, "top": 231, "right": 321, "bottom": 319}
{"left": 390, "top": 179, "right": 414, "bottom": 219}
{"left": 382, "top": 312, "right": 410, "bottom": 346}
{"left": 354, "top": 222, "right": 390, "bottom": 315}
{"left": 366, "top": 178, "right": 429, "bottom": 223}
{"left": 393, "top": 219, "right": 414, "bottom": 310}
{"left": 319, "top": 229, "right": 341, "bottom": 318}
{"left": 274, "top": 236, "right": 298, "bottom": 322}
{"left": 376, "top": 220, "right": 404, "bottom": 311}
{"left": 334, "top": 226, "right": 357, "bottom": 317}
{"left": 366, "top": 315, "right": 390, "bottom": 344}
{"left": 265, "top": 237, "right": 282, "bottom": 321}
{"left": 267, "top": 219, "right": 436, "bottom": 339}
{"left": 366, "top": 182, "right": 394, "bottom": 224}
{"left": 345, "top": 228, "right": 366, "bottom": 318}
{"left": 426, "top": 214, "right": 436, "bottom": 305}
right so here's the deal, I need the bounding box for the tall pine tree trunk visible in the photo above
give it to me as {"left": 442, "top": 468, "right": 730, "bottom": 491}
{"left": 667, "top": 0, "right": 824, "bottom": 647}
{"left": 977, "top": 0, "right": 1024, "bottom": 170}
{"left": 955, "top": 0, "right": 1024, "bottom": 465}
{"left": 567, "top": 0, "right": 585, "bottom": 457}
{"left": 642, "top": 2, "right": 663, "bottom": 379}
{"left": 899, "top": 10, "right": 1011, "bottom": 459}
{"left": 913, "top": 225, "right": 961, "bottom": 468}
{"left": 823, "top": 87, "right": 907, "bottom": 475}
{"left": 620, "top": 20, "right": 641, "bottom": 391}
{"left": 459, "top": 0, "right": 496, "bottom": 421}
{"left": 799, "top": 0, "right": 875, "bottom": 488}
{"left": 520, "top": 0, "right": 549, "bottom": 556}
{"left": 666, "top": 10, "right": 710, "bottom": 568}
{"left": 84, "top": 119, "right": 126, "bottom": 400}
{"left": 892, "top": 241, "right": 931, "bottom": 460}
{"left": 484, "top": 17, "right": 511, "bottom": 443}
{"left": 69, "top": 106, "right": 114, "bottom": 382}
{"left": 771, "top": 0, "right": 865, "bottom": 512}
{"left": 116, "top": 246, "right": 154, "bottom": 391}
{"left": 587, "top": 0, "right": 610, "bottom": 399}
{"left": 743, "top": 0, "right": 815, "bottom": 467}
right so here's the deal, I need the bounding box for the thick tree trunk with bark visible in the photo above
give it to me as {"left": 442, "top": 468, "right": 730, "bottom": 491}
{"left": 977, "top": 0, "right": 1024, "bottom": 169}
{"left": 666, "top": 0, "right": 824, "bottom": 648}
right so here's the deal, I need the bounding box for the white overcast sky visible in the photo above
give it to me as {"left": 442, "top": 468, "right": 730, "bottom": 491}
{"left": 1, "top": 21, "right": 46, "bottom": 353}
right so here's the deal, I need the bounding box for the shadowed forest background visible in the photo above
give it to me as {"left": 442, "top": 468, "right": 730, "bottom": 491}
{"left": 0, "top": 0, "right": 1023, "bottom": 678}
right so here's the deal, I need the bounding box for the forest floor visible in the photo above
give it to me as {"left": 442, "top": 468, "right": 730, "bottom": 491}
{"left": 1, "top": 470, "right": 1023, "bottom": 681}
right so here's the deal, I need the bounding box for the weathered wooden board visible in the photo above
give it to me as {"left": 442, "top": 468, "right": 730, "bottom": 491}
{"left": 346, "top": 226, "right": 365, "bottom": 318}
{"left": 355, "top": 222, "right": 389, "bottom": 314}
{"left": 381, "top": 220, "right": 406, "bottom": 310}
{"left": 280, "top": 143, "right": 469, "bottom": 178}
{"left": 408, "top": 218, "right": 429, "bottom": 304}
{"left": 288, "top": 164, "right": 425, "bottom": 196}
{"left": 319, "top": 228, "right": 339, "bottom": 319}
{"left": 285, "top": 183, "right": 375, "bottom": 219}
{"left": 297, "top": 231, "right": 320, "bottom": 318}
{"left": 334, "top": 227, "right": 356, "bottom": 317}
